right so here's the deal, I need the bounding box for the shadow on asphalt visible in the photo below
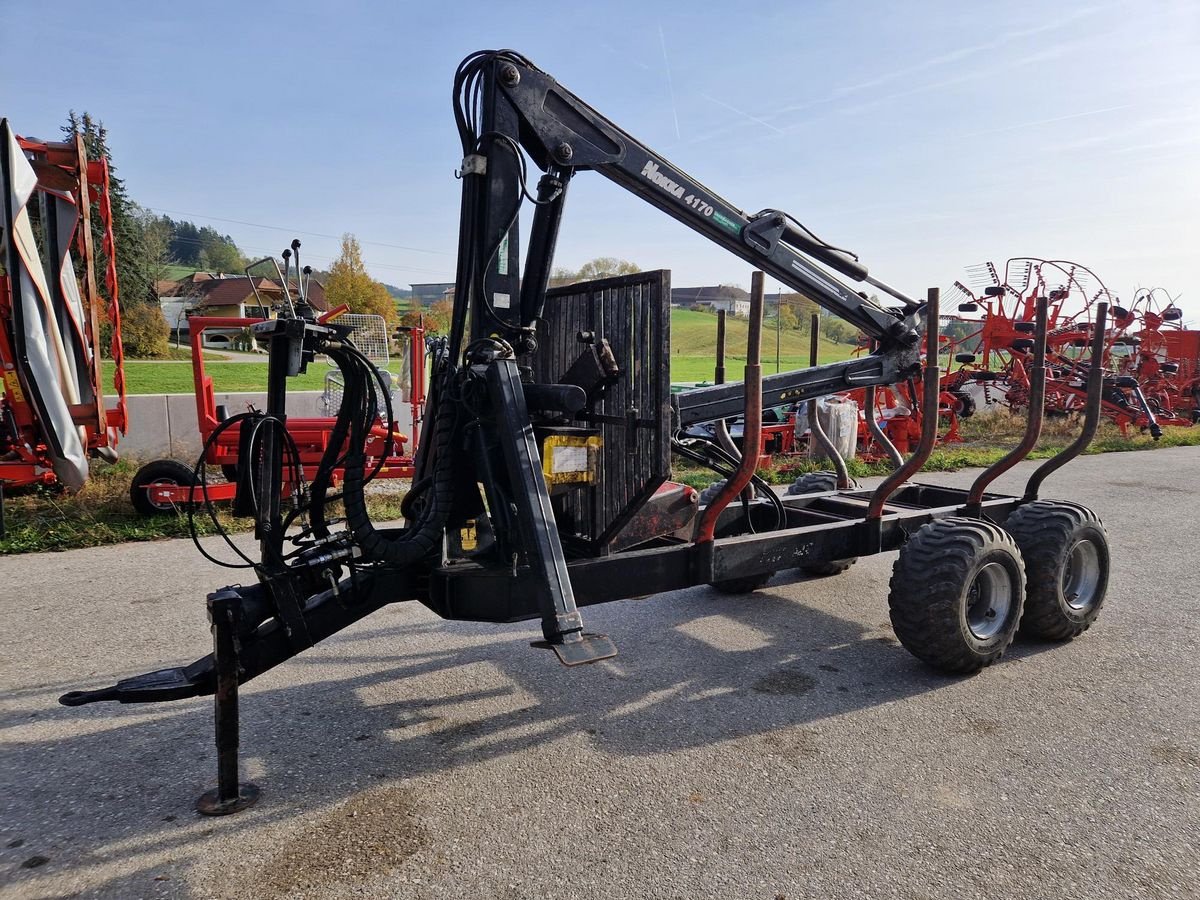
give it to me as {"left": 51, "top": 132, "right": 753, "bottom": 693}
{"left": 3, "top": 580, "right": 1059, "bottom": 892}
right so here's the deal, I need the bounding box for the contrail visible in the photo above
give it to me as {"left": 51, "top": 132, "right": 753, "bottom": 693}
{"left": 701, "top": 94, "right": 787, "bottom": 134}
{"left": 658, "top": 25, "right": 681, "bottom": 141}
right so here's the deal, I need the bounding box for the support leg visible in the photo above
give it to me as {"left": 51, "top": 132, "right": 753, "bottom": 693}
{"left": 196, "top": 590, "right": 261, "bottom": 816}
{"left": 485, "top": 359, "right": 616, "bottom": 666}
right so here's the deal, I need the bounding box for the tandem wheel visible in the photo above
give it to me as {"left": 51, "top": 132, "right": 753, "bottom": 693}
{"left": 1004, "top": 500, "right": 1110, "bottom": 640}
{"left": 888, "top": 517, "right": 1026, "bottom": 674}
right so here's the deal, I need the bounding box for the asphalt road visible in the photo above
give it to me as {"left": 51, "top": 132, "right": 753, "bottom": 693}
{"left": 2, "top": 448, "right": 1198, "bottom": 900}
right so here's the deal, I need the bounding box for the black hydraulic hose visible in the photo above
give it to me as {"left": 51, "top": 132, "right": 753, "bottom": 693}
{"left": 341, "top": 362, "right": 459, "bottom": 567}
{"left": 307, "top": 349, "right": 364, "bottom": 538}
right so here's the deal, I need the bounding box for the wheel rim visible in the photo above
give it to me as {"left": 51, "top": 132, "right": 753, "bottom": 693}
{"left": 146, "top": 477, "right": 180, "bottom": 510}
{"left": 1063, "top": 539, "right": 1102, "bottom": 611}
{"left": 965, "top": 562, "right": 1013, "bottom": 640}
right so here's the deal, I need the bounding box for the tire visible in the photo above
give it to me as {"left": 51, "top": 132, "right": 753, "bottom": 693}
{"left": 130, "top": 459, "right": 199, "bottom": 517}
{"left": 787, "top": 472, "right": 861, "bottom": 576}
{"left": 704, "top": 477, "right": 775, "bottom": 594}
{"left": 698, "top": 479, "right": 727, "bottom": 506}
{"left": 889, "top": 517, "right": 1026, "bottom": 673}
{"left": 950, "top": 391, "right": 976, "bottom": 419}
{"left": 710, "top": 572, "right": 774, "bottom": 595}
{"left": 221, "top": 463, "right": 240, "bottom": 483}
{"left": 1003, "top": 501, "right": 1109, "bottom": 640}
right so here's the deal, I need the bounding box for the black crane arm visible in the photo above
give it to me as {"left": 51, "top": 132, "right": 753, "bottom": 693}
{"left": 456, "top": 50, "right": 923, "bottom": 350}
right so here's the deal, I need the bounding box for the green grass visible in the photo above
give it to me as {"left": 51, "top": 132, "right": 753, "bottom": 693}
{"left": 668, "top": 309, "right": 855, "bottom": 382}
{"left": 0, "top": 458, "right": 407, "bottom": 555}
{"left": 162, "top": 264, "right": 201, "bottom": 280}
{"left": 105, "top": 308, "right": 856, "bottom": 394}
{"left": 104, "top": 359, "right": 404, "bottom": 394}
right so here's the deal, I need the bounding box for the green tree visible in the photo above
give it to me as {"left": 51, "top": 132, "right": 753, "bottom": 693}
{"left": 63, "top": 112, "right": 156, "bottom": 309}
{"left": 325, "top": 234, "right": 398, "bottom": 326}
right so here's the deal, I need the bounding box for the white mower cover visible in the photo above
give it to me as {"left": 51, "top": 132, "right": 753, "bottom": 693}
{"left": 2, "top": 122, "right": 88, "bottom": 490}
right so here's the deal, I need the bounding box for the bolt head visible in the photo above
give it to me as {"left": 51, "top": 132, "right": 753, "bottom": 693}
{"left": 555, "top": 142, "right": 574, "bottom": 162}
{"left": 499, "top": 64, "right": 520, "bottom": 86}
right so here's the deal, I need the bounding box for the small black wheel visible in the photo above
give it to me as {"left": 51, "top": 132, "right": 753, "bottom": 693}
{"left": 889, "top": 517, "right": 1026, "bottom": 673}
{"left": 710, "top": 572, "right": 774, "bottom": 595}
{"left": 130, "top": 459, "right": 198, "bottom": 517}
{"left": 787, "top": 472, "right": 861, "bottom": 576}
{"left": 1004, "top": 500, "right": 1109, "bottom": 640}
{"left": 949, "top": 390, "right": 976, "bottom": 419}
{"left": 785, "top": 470, "right": 858, "bottom": 495}
{"left": 705, "top": 477, "right": 776, "bottom": 593}
{"left": 698, "top": 479, "right": 727, "bottom": 506}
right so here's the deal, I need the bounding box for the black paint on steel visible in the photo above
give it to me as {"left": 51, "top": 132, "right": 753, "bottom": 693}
{"left": 493, "top": 59, "right": 912, "bottom": 343}
{"left": 486, "top": 357, "right": 614, "bottom": 663}
{"left": 712, "top": 309, "right": 740, "bottom": 460}
{"left": 866, "top": 288, "right": 943, "bottom": 524}
{"left": 519, "top": 167, "right": 572, "bottom": 327}
{"left": 1024, "top": 303, "right": 1110, "bottom": 500}
{"left": 965, "top": 296, "right": 1049, "bottom": 514}
{"left": 806, "top": 314, "right": 852, "bottom": 489}
{"left": 715, "top": 309, "right": 727, "bottom": 386}
{"left": 535, "top": 271, "right": 671, "bottom": 550}
{"left": 195, "top": 590, "right": 260, "bottom": 816}
{"left": 674, "top": 353, "right": 910, "bottom": 427}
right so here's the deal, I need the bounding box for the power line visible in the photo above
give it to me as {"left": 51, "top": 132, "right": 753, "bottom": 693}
{"left": 146, "top": 206, "right": 451, "bottom": 256}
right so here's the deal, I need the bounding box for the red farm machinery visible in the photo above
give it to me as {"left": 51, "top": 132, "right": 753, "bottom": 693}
{"left": 1, "top": 120, "right": 127, "bottom": 527}
{"left": 128, "top": 281, "right": 427, "bottom": 516}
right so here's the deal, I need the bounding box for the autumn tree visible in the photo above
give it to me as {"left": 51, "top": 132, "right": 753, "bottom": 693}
{"left": 325, "top": 234, "right": 398, "bottom": 326}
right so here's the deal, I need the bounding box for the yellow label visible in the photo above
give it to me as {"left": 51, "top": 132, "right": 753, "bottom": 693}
{"left": 460, "top": 521, "right": 477, "bottom": 551}
{"left": 3, "top": 371, "right": 25, "bottom": 403}
{"left": 541, "top": 434, "right": 602, "bottom": 485}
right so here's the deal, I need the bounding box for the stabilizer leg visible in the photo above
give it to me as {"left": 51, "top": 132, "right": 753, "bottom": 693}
{"left": 196, "top": 589, "right": 261, "bottom": 816}
{"left": 485, "top": 359, "right": 616, "bottom": 666}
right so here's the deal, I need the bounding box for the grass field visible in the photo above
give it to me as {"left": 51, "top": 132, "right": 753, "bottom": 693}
{"left": 669, "top": 309, "right": 856, "bottom": 382}
{"left": 104, "top": 309, "right": 857, "bottom": 394}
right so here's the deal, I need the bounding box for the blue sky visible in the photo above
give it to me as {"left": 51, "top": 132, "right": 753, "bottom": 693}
{"left": 3, "top": 0, "right": 1197, "bottom": 316}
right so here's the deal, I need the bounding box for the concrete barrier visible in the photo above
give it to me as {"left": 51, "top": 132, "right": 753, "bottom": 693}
{"left": 106, "top": 392, "right": 416, "bottom": 461}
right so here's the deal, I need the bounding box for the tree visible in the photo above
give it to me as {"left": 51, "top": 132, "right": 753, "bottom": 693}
{"left": 119, "top": 303, "right": 170, "bottom": 358}
{"left": 324, "top": 234, "right": 398, "bottom": 326}
{"left": 136, "top": 205, "right": 173, "bottom": 287}
{"left": 549, "top": 257, "right": 641, "bottom": 286}
{"left": 63, "top": 112, "right": 157, "bottom": 309}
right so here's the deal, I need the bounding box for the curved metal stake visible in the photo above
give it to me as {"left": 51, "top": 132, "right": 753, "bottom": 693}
{"left": 964, "top": 296, "right": 1049, "bottom": 515}
{"left": 806, "top": 315, "right": 852, "bottom": 489}
{"left": 1023, "top": 302, "right": 1109, "bottom": 500}
{"left": 697, "top": 272, "right": 764, "bottom": 544}
{"left": 866, "top": 287, "right": 941, "bottom": 524}
{"left": 863, "top": 339, "right": 904, "bottom": 470}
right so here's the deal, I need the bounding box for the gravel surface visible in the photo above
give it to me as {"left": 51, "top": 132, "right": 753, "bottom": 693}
{"left": 2, "top": 447, "right": 1197, "bottom": 899}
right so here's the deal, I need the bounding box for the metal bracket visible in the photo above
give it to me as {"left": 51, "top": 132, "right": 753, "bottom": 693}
{"left": 460, "top": 154, "right": 488, "bottom": 176}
